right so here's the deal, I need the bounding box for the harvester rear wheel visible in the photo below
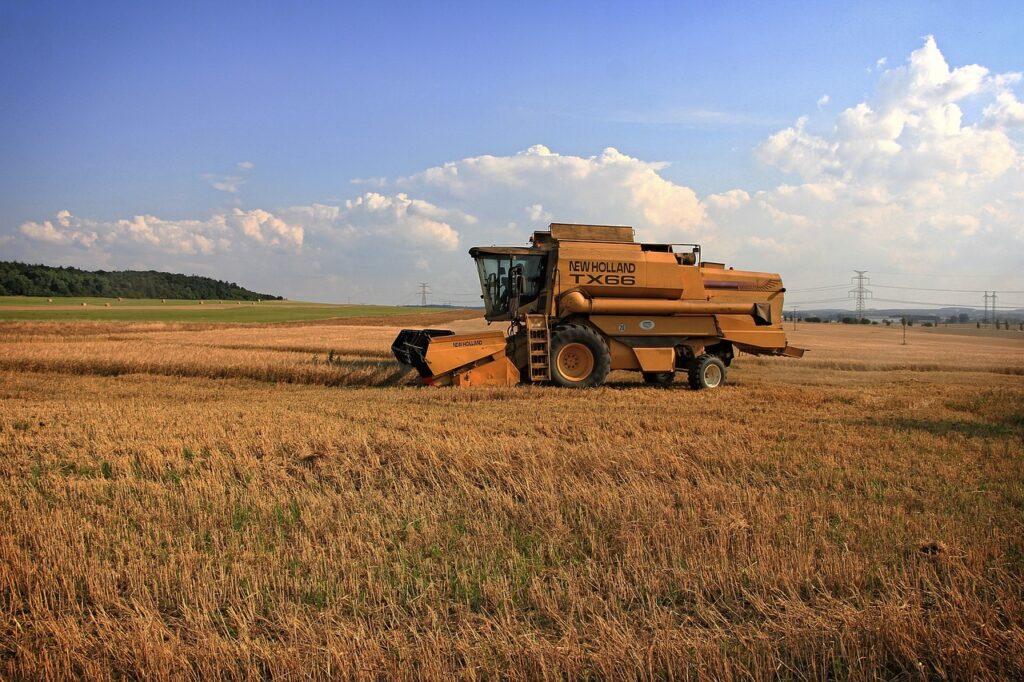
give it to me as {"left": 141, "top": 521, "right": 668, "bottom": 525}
{"left": 642, "top": 371, "right": 675, "bottom": 387}
{"left": 688, "top": 355, "right": 726, "bottom": 390}
{"left": 550, "top": 325, "right": 610, "bottom": 388}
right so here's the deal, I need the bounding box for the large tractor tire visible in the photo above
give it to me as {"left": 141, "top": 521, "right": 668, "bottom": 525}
{"left": 550, "top": 324, "right": 611, "bottom": 388}
{"left": 642, "top": 371, "right": 675, "bottom": 388}
{"left": 688, "top": 354, "right": 726, "bottom": 390}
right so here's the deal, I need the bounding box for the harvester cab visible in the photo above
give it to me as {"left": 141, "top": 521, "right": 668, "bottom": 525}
{"left": 392, "top": 222, "right": 805, "bottom": 389}
{"left": 471, "top": 247, "right": 548, "bottom": 322}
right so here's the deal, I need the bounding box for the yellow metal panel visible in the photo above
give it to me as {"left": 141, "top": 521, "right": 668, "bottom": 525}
{"left": 632, "top": 347, "right": 675, "bottom": 372}
{"left": 609, "top": 339, "right": 640, "bottom": 370}
{"left": 556, "top": 241, "right": 685, "bottom": 299}
{"left": 781, "top": 345, "right": 807, "bottom": 358}
{"left": 679, "top": 266, "right": 707, "bottom": 299}
{"left": 453, "top": 357, "right": 520, "bottom": 387}
{"left": 589, "top": 315, "right": 718, "bottom": 337}
{"left": 424, "top": 331, "right": 507, "bottom": 376}
{"left": 716, "top": 314, "right": 787, "bottom": 351}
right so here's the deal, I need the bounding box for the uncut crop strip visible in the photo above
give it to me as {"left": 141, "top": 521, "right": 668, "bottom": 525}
{"left": 0, "top": 338, "right": 411, "bottom": 387}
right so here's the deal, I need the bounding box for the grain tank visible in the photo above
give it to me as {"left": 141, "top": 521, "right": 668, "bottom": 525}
{"left": 392, "top": 223, "right": 804, "bottom": 388}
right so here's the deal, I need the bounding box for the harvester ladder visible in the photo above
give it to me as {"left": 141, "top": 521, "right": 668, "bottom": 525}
{"left": 525, "top": 315, "right": 551, "bottom": 382}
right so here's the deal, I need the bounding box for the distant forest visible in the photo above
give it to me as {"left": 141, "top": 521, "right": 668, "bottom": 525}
{"left": 0, "top": 262, "right": 281, "bottom": 300}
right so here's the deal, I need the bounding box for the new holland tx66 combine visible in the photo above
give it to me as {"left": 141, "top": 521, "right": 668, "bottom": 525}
{"left": 392, "top": 223, "right": 804, "bottom": 389}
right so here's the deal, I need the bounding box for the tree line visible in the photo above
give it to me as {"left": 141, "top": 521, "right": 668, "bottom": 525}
{"left": 0, "top": 262, "right": 281, "bottom": 300}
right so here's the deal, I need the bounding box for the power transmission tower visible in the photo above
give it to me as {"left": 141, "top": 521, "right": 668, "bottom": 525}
{"left": 983, "top": 291, "right": 992, "bottom": 324}
{"left": 418, "top": 282, "right": 431, "bottom": 306}
{"left": 849, "top": 270, "right": 871, "bottom": 320}
{"left": 991, "top": 291, "right": 997, "bottom": 326}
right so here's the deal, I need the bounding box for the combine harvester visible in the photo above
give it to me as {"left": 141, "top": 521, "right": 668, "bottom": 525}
{"left": 392, "top": 223, "right": 804, "bottom": 389}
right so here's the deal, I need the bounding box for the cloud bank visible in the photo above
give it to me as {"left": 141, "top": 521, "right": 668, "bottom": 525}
{"left": 8, "top": 37, "right": 1023, "bottom": 304}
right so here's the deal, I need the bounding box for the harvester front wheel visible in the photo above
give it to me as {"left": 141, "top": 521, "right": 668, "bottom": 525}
{"left": 642, "top": 371, "right": 675, "bottom": 387}
{"left": 688, "top": 355, "right": 726, "bottom": 390}
{"left": 550, "top": 325, "right": 610, "bottom": 388}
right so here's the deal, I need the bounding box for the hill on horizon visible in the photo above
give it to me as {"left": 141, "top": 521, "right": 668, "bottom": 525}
{"left": 0, "top": 261, "right": 281, "bottom": 301}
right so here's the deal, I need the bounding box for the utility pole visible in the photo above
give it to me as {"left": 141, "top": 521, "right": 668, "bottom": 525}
{"left": 992, "top": 291, "right": 997, "bottom": 328}
{"left": 792, "top": 306, "right": 798, "bottom": 330}
{"left": 849, "top": 270, "right": 871, "bottom": 320}
{"left": 418, "top": 282, "right": 431, "bottom": 307}
{"left": 983, "top": 292, "right": 991, "bottom": 325}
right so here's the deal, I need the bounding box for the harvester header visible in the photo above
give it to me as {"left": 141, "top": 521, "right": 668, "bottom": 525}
{"left": 392, "top": 222, "right": 804, "bottom": 389}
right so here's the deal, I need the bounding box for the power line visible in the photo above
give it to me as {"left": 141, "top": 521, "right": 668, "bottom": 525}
{"left": 432, "top": 290, "right": 481, "bottom": 298}
{"left": 786, "top": 296, "right": 852, "bottom": 305}
{"left": 787, "top": 295, "right": 1023, "bottom": 310}
{"left": 873, "top": 283, "right": 1024, "bottom": 294}
{"left": 870, "top": 296, "right": 1022, "bottom": 310}
{"left": 787, "top": 283, "right": 850, "bottom": 293}
{"left": 869, "top": 270, "right": 1022, "bottom": 280}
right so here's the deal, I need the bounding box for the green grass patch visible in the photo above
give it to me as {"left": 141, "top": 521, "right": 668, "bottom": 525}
{"left": 0, "top": 296, "right": 452, "bottom": 323}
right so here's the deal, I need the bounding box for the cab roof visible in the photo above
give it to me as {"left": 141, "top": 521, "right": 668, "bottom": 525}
{"left": 532, "top": 223, "right": 635, "bottom": 245}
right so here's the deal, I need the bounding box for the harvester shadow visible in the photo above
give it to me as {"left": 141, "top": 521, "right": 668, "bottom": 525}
{"left": 1, "top": 353, "right": 740, "bottom": 392}
{"left": 865, "top": 416, "right": 1022, "bottom": 440}
{"left": 601, "top": 380, "right": 735, "bottom": 391}
{"left": 0, "top": 356, "right": 417, "bottom": 389}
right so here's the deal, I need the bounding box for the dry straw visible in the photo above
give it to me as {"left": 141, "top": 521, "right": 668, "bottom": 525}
{"left": 1, "top": 318, "right": 1022, "bottom": 679}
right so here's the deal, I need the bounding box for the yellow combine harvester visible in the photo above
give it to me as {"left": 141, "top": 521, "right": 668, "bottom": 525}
{"left": 392, "top": 223, "right": 804, "bottom": 389}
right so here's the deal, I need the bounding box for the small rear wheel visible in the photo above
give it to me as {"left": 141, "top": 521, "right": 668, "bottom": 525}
{"left": 642, "top": 371, "right": 675, "bottom": 387}
{"left": 688, "top": 355, "right": 726, "bottom": 390}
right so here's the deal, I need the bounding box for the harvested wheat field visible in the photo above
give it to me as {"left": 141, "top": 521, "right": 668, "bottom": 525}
{"left": 1, "top": 315, "right": 1022, "bottom": 679}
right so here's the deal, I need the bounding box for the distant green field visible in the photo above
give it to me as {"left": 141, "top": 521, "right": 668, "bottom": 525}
{"left": 0, "top": 296, "right": 281, "bottom": 307}
{"left": 0, "top": 296, "right": 453, "bottom": 323}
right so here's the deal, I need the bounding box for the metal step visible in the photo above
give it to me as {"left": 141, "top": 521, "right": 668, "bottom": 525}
{"left": 525, "top": 314, "right": 550, "bottom": 381}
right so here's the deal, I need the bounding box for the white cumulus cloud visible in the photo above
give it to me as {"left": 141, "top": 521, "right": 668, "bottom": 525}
{"left": 399, "top": 144, "right": 707, "bottom": 243}
{"left": 20, "top": 208, "right": 302, "bottom": 256}
{"left": 730, "top": 35, "right": 1023, "bottom": 278}
{"left": 284, "top": 192, "right": 466, "bottom": 251}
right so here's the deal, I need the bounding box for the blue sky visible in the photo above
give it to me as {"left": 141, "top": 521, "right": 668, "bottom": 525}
{"left": 2, "top": 1, "right": 1023, "bottom": 306}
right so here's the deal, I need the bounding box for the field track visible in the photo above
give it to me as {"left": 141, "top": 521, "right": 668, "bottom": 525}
{"left": 1, "top": 315, "right": 1022, "bottom": 679}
